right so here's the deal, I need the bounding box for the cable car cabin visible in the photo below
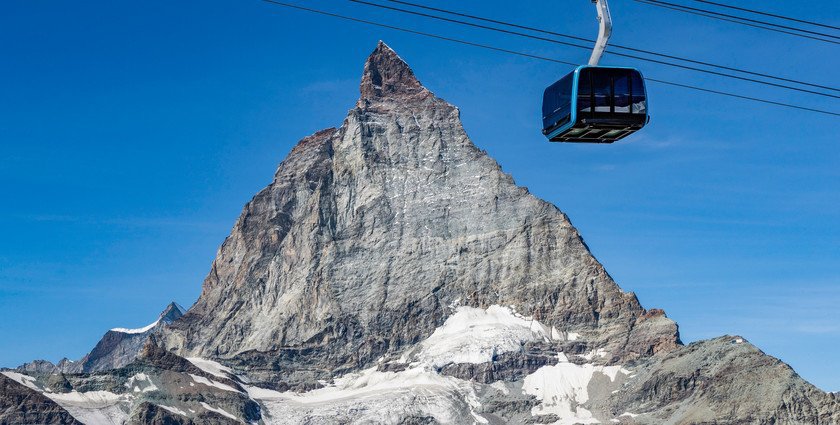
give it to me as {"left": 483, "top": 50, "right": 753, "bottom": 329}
{"left": 542, "top": 66, "right": 649, "bottom": 143}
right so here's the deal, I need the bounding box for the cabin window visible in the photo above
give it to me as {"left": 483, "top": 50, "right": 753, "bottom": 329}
{"left": 592, "top": 71, "right": 612, "bottom": 113}
{"left": 542, "top": 73, "right": 575, "bottom": 129}
{"left": 631, "top": 72, "right": 647, "bottom": 114}
{"left": 577, "top": 70, "right": 592, "bottom": 113}
{"left": 614, "top": 72, "right": 632, "bottom": 113}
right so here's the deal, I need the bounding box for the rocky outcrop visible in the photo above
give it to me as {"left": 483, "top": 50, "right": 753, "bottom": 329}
{"left": 16, "top": 359, "right": 62, "bottom": 375}
{"left": 128, "top": 401, "right": 241, "bottom": 425}
{"left": 604, "top": 336, "right": 840, "bottom": 424}
{"left": 16, "top": 358, "right": 79, "bottom": 375}
{"left": 0, "top": 374, "right": 81, "bottom": 425}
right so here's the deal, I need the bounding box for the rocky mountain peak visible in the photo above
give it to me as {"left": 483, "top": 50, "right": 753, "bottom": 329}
{"left": 158, "top": 302, "right": 186, "bottom": 324}
{"left": 162, "top": 41, "right": 678, "bottom": 376}
{"left": 359, "top": 41, "right": 427, "bottom": 101}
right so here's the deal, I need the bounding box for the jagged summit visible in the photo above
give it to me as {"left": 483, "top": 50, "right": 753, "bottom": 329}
{"left": 159, "top": 302, "right": 186, "bottom": 323}
{"left": 359, "top": 41, "right": 427, "bottom": 101}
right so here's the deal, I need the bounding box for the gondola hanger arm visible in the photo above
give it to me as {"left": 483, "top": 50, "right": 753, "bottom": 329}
{"left": 588, "top": 0, "right": 612, "bottom": 66}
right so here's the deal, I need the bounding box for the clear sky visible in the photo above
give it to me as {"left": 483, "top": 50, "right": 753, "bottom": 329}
{"left": 1, "top": 1, "right": 838, "bottom": 391}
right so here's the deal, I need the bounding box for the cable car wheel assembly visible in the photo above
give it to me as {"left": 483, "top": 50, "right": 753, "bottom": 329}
{"left": 542, "top": 0, "right": 650, "bottom": 143}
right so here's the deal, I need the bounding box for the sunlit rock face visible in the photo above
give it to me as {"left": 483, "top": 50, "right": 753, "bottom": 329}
{"left": 5, "top": 42, "right": 837, "bottom": 425}
{"left": 161, "top": 40, "right": 677, "bottom": 382}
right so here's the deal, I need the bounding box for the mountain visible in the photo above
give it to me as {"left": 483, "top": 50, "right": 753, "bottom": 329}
{"left": 72, "top": 302, "right": 187, "bottom": 373}
{"left": 2, "top": 41, "right": 838, "bottom": 424}
{"left": 16, "top": 303, "right": 186, "bottom": 375}
{"left": 161, "top": 41, "right": 679, "bottom": 387}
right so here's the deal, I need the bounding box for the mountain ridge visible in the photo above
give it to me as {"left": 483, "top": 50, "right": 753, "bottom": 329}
{"left": 16, "top": 301, "right": 186, "bottom": 375}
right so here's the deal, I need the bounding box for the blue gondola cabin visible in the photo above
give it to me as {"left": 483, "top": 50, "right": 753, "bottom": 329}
{"left": 542, "top": 66, "right": 649, "bottom": 143}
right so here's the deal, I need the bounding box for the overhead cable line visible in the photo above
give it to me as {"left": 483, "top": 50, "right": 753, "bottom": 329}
{"left": 258, "top": 0, "right": 576, "bottom": 66}
{"left": 635, "top": 0, "right": 840, "bottom": 45}
{"left": 686, "top": 0, "right": 840, "bottom": 31}
{"left": 633, "top": 0, "right": 840, "bottom": 44}
{"left": 350, "top": 0, "right": 840, "bottom": 99}
{"left": 637, "top": 0, "right": 840, "bottom": 39}
{"left": 257, "top": 0, "right": 840, "bottom": 117}
{"left": 373, "top": 0, "right": 840, "bottom": 93}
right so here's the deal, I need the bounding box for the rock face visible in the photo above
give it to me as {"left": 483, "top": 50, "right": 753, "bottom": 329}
{"left": 3, "top": 42, "right": 838, "bottom": 424}
{"left": 162, "top": 41, "right": 678, "bottom": 384}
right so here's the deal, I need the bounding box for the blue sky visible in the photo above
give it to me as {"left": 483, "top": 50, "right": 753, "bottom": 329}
{"left": 1, "top": 1, "right": 838, "bottom": 391}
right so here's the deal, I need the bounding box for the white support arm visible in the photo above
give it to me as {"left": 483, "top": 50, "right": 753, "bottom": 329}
{"left": 588, "top": 0, "right": 613, "bottom": 66}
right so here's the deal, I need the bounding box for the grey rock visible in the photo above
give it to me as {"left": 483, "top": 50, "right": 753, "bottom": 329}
{"left": 0, "top": 374, "right": 81, "bottom": 425}
{"left": 602, "top": 336, "right": 840, "bottom": 424}
{"left": 127, "top": 402, "right": 192, "bottom": 425}
{"left": 16, "top": 359, "right": 61, "bottom": 375}
{"left": 127, "top": 401, "right": 242, "bottom": 425}
{"left": 474, "top": 381, "right": 540, "bottom": 425}
{"left": 435, "top": 342, "right": 558, "bottom": 383}
{"left": 55, "top": 359, "right": 77, "bottom": 373}
{"left": 44, "top": 374, "right": 73, "bottom": 393}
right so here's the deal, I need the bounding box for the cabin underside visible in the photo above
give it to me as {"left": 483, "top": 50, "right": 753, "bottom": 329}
{"left": 547, "top": 115, "right": 647, "bottom": 143}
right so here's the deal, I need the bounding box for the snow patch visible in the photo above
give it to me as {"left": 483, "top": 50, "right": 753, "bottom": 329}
{"left": 187, "top": 357, "right": 234, "bottom": 378}
{"left": 249, "top": 366, "right": 488, "bottom": 424}
{"left": 3, "top": 372, "right": 130, "bottom": 424}
{"left": 2, "top": 371, "right": 41, "bottom": 391}
{"left": 200, "top": 402, "right": 238, "bottom": 421}
{"left": 46, "top": 390, "right": 129, "bottom": 425}
{"left": 580, "top": 348, "right": 609, "bottom": 361}
{"left": 159, "top": 404, "right": 189, "bottom": 417}
{"left": 415, "top": 305, "right": 554, "bottom": 368}
{"left": 490, "top": 381, "right": 510, "bottom": 395}
{"left": 189, "top": 374, "right": 240, "bottom": 393}
{"left": 522, "top": 354, "right": 628, "bottom": 425}
{"left": 241, "top": 305, "right": 632, "bottom": 424}
{"left": 47, "top": 390, "right": 124, "bottom": 406}
{"left": 111, "top": 319, "right": 158, "bottom": 334}
{"left": 126, "top": 373, "right": 158, "bottom": 393}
